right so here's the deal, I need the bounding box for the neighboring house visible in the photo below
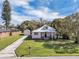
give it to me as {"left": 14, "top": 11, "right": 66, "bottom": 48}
{"left": 0, "top": 28, "right": 21, "bottom": 38}
{"left": 0, "top": 29, "right": 10, "bottom": 37}
{"left": 24, "top": 29, "right": 30, "bottom": 36}
{"left": 32, "top": 25, "right": 56, "bottom": 40}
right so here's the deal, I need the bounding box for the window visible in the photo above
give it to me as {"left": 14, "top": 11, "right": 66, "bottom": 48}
{"left": 45, "top": 27, "right": 48, "bottom": 29}
{"left": 34, "top": 32, "right": 38, "bottom": 35}
{"left": 42, "top": 26, "right": 48, "bottom": 30}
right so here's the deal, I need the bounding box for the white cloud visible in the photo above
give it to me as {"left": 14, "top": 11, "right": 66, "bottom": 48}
{"left": 12, "top": 14, "right": 27, "bottom": 23}
{"left": 74, "top": 0, "right": 77, "bottom": 3}
{"left": 9, "top": 0, "right": 64, "bottom": 24}
{"left": 0, "top": 0, "right": 65, "bottom": 25}
{"left": 0, "top": 0, "right": 34, "bottom": 25}
{"left": 11, "top": 12, "right": 31, "bottom": 24}
{"left": 26, "top": 7, "right": 65, "bottom": 20}
{"left": 9, "top": 0, "right": 28, "bottom": 6}
{"left": 38, "top": 0, "right": 53, "bottom": 6}
{"left": 11, "top": 11, "right": 35, "bottom": 25}
{"left": 0, "top": 0, "right": 33, "bottom": 7}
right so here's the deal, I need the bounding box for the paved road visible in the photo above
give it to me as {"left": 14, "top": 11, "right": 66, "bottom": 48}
{"left": 0, "top": 56, "right": 79, "bottom": 59}
{"left": 0, "top": 36, "right": 27, "bottom": 57}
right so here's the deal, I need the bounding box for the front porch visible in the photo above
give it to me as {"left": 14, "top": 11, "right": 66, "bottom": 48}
{"left": 41, "top": 32, "right": 52, "bottom": 40}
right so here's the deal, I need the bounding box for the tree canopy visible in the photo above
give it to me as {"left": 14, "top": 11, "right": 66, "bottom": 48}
{"left": 2, "top": 0, "right": 11, "bottom": 29}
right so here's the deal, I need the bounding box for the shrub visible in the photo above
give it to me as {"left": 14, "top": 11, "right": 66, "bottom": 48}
{"left": 54, "top": 44, "right": 78, "bottom": 54}
{"left": 55, "top": 46, "right": 65, "bottom": 53}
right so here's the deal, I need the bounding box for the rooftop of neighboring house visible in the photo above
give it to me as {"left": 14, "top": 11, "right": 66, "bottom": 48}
{"left": 0, "top": 27, "right": 19, "bottom": 33}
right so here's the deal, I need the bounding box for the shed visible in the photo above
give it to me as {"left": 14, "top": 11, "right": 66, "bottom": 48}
{"left": 24, "top": 29, "right": 30, "bottom": 36}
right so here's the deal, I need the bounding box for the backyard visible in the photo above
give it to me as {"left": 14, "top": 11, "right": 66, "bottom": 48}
{"left": 15, "top": 38, "right": 79, "bottom": 57}
{"left": 0, "top": 35, "right": 21, "bottom": 50}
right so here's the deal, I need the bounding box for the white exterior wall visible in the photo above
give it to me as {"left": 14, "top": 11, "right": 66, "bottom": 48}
{"left": 47, "top": 32, "right": 51, "bottom": 37}
{"left": 41, "top": 32, "right": 51, "bottom": 37}
{"left": 32, "top": 32, "right": 56, "bottom": 39}
{"left": 32, "top": 32, "right": 41, "bottom": 39}
{"left": 51, "top": 32, "right": 56, "bottom": 38}
{"left": 41, "top": 32, "right": 45, "bottom": 37}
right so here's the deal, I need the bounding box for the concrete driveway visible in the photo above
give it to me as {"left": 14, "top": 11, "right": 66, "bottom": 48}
{"left": 0, "top": 36, "right": 27, "bottom": 57}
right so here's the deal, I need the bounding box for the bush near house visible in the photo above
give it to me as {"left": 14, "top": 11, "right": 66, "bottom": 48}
{"left": 54, "top": 44, "right": 78, "bottom": 53}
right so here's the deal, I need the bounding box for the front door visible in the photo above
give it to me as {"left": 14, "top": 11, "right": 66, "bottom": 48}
{"left": 45, "top": 32, "right": 47, "bottom": 38}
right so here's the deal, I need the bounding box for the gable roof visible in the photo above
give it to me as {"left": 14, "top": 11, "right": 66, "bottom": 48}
{"left": 32, "top": 25, "right": 56, "bottom": 32}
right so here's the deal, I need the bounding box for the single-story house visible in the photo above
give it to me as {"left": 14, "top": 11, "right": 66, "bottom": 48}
{"left": 32, "top": 25, "right": 56, "bottom": 40}
{"left": 0, "top": 28, "right": 21, "bottom": 38}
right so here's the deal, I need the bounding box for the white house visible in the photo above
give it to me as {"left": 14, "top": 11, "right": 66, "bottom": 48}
{"left": 32, "top": 25, "right": 56, "bottom": 40}
{"left": 24, "top": 29, "right": 30, "bottom": 36}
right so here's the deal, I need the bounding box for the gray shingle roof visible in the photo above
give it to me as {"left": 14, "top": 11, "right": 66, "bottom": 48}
{"left": 32, "top": 25, "right": 56, "bottom": 32}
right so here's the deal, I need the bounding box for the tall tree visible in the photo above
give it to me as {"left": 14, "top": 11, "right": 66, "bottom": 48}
{"left": 2, "top": 0, "right": 11, "bottom": 30}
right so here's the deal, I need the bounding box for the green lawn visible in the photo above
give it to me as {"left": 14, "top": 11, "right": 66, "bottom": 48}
{"left": 0, "top": 35, "right": 21, "bottom": 50}
{"left": 15, "top": 38, "right": 79, "bottom": 57}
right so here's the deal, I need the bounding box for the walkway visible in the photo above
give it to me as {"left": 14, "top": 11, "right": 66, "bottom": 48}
{"left": 0, "top": 56, "right": 79, "bottom": 59}
{"left": 0, "top": 36, "right": 27, "bottom": 57}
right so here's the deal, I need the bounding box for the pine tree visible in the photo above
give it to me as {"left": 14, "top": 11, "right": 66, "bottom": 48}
{"left": 2, "top": 0, "right": 11, "bottom": 30}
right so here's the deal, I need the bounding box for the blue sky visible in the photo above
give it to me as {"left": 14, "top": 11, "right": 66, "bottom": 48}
{"left": 0, "top": 0, "right": 79, "bottom": 25}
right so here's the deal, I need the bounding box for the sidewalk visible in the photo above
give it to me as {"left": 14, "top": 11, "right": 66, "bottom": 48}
{"left": 0, "top": 56, "right": 79, "bottom": 59}
{"left": 0, "top": 36, "right": 27, "bottom": 57}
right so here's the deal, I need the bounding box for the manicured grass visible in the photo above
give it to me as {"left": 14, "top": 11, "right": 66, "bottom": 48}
{"left": 15, "top": 38, "right": 79, "bottom": 57}
{"left": 0, "top": 35, "right": 21, "bottom": 50}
